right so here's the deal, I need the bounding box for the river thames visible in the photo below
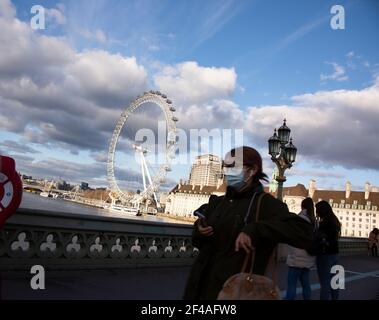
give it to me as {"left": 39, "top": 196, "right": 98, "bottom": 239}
{"left": 20, "top": 192, "right": 192, "bottom": 224}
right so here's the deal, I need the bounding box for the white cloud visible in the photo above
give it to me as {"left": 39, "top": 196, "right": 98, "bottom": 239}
{"left": 78, "top": 28, "right": 108, "bottom": 44}
{"left": 0, "top": 0, "right": 16, "bottom": 19}
{"left": 154, "top": 61, "right": 237, "bottom": 106}
{"left": 46, "top": 5, "right": 66, "bottom": 25}
{"left": 320, "top": 62, "right": 348, "bottom": 82}
{"left": 0, "top": 15, "right": 74, "bottom": 79}
{"left": 178, "top": 99, "right": 244, "bottom": 130}
{"left": 245, "top": 76, "right": 379, "bottom": 170}
{"left": 0, "top": 3, "right": 148, "bottom": 152}
{"left": 67, "top": 50, "right": 147, "bottom": 107}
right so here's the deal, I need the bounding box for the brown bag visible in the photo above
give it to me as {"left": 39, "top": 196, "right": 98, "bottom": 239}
{"left": 217, "top": 192, "right": 281, "bottom": 300}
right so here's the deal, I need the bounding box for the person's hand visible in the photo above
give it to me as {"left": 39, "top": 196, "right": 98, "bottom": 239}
{"left": 198, "top": 223, "right": 214, "bottom": 237}
{"left": 235, "top": 232, "right": 253, "bottom": 253}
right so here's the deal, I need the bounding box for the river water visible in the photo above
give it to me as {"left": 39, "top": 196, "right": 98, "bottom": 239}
{"left": 20, "top": 192, "right": 191, "bottom": 224}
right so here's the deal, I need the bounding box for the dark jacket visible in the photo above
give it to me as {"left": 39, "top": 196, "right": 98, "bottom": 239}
{"left": 317, "top": 216, "right": 341, "bottom": 255}
{"left": 183, "top": 182, "right": 314, "bottom": 300}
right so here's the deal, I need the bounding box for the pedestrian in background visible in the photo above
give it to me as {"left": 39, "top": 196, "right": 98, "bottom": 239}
{"left": 285, "top": 197, "right": 316, "bottom": 300}
{"left": 315, "top": 201, "right": 341, "bottom": 300}
{"left": 368, "top": 228, "right": 378, "bottom": 257}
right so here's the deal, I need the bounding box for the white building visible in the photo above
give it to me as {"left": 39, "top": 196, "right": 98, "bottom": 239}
{"left": 164, "top": 154, "right": 225, "bottom": 217}
{"left": 188, "top": 154, "right": 222, "bottom": 187}
{"left": 164, "top": 181, "right": 226, "bottom": 218}
{"left": 281, "top": 180, "right": 379, "bottom": 238}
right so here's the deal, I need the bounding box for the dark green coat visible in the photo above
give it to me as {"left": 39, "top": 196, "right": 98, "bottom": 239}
{"left": 183, "top": 183, "right": 314, "bottom": 300}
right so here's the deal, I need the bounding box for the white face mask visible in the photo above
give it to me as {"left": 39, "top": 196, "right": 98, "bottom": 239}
{"left": 223, "top": 167, "right": 246, "bottom": 189}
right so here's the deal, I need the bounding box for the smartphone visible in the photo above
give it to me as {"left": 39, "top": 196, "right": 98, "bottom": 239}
{"left": 194, "top": 211, "right": 208, "bottom": 227}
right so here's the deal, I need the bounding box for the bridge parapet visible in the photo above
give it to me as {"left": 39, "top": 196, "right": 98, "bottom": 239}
{"left": 338, "top": 237, "right": 368, "bottom": 255}
{"left": 0, "top": 208, "right": 196, "bottom": 270}
{"left": 0, "top": 209, "right": 369, "bottom": 271}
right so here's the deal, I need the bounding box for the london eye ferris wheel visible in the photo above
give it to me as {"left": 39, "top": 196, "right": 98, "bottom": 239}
{"left": 107, "top": 90, "right": 178, "bottom": 211}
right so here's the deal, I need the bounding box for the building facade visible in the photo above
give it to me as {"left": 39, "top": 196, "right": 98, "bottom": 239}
{"left": 282, "top": 180, "right": 379, "bottom": 238}
{"left": 188, "top": 154, "right": 222, "bottom": 187}
{"left": 164, "top": 181, "right": 226, "bottom": 218}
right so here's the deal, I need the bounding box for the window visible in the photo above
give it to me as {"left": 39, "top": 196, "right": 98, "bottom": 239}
{"left": 359, "top": 224, "right": 362, "bottom": 228}
{"left": 353, "top": 200, "right": 358, "bottom": 205}
{"left": 359, "top": 218, "right": 362, "bottom": 222}
{"left": 346, "top": 204, "right": 350, "bottom": 209}
{"left": 374, "top": 220, "right": 376, "bottom": 224}
{"left": 352, "top": 224, "right": 355, "bottom": 228}
{"left": 366, "top": 219, "right": 370, "bottom": 223}
{"left": 373, "top": 206, "right": 377, "bottom": 211}
{"left": 346, "top": 217, "right": 349, "bottom": 221}
{"left": 359, "top": 212, "right": 362, "bottom": 216}
{"left": 352, "top": 212, "right": 356, "bottom": 216}
{"left": 359, "top": 231, "right": 362, "bottom": 237}
{"left": 341, "top": 199, "right": 345, "bottom": 204}
{"left": 352, "top": 218, "right": 355, "bottom": 221}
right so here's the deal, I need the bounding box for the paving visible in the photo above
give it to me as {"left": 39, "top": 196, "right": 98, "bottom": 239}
{"left": 1, "top": 255, "right": 378, "bottom": 300}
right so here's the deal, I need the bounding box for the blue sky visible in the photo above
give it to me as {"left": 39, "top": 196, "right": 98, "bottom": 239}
{"left": 1, "top": 0, "right": 379, "bottom": 193}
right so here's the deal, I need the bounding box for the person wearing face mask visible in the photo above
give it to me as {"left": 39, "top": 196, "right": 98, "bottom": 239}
{"left": 182, "top": 146, "right": 314, "bottom": 300}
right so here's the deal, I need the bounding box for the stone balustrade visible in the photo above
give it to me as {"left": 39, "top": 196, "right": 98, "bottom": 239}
{"left": 0, "top": 208, "right": 197, "bottom": 271}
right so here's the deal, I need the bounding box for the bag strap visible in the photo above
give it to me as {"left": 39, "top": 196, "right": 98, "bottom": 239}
{"left": 243, "top": 192, "right": 258, "bottom": 224}
{"left": 241, "top": 192, "right": 279, "bottom": 290}
{"left": 240, "top": 192, "right": 266, "bottom": 273}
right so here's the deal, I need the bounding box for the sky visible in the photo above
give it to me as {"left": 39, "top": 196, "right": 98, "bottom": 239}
{"left": 0, "top": 0, "right": 378, "bottom": 193}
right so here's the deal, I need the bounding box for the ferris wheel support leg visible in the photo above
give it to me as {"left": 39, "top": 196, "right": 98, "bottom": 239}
{"left": 142, "top": 153, "right": 153, "bottom": 186}
{"left": 140, "top": 153, "right": 147, "bottom": 192}
{"left": 142, "top": 153, "right": 159, "bottom": 205}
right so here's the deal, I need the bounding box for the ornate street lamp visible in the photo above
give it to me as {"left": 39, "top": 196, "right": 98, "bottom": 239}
{"left": 268, "top": 119, "right": 297, "bottom": 201}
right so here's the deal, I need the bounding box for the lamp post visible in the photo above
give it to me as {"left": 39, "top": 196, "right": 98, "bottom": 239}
{"left": 268, "top": 119, "right": 297, "bottom": 201}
